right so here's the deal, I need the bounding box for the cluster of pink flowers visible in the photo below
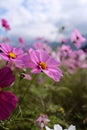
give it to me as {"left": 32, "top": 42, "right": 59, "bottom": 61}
{"left": 0, "top": 19, "right": 63, "bottom": 121}
{"left": 57, "top": 45, "right": 87, "bottom": 73}
{"left": 0, "top": 18, "right": 87, "bottom": 130}
{"left": 35, "top": 114, "right": 50, "bottom": 130}
{"left": 0, "top": 43, "right": 62, "bottom": 120}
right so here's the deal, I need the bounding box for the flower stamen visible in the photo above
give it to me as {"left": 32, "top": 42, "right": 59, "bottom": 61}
{"left": 39, "top": 62, "right": 47, "bottom": 69}
{"left": 8, "top": 52, "right": 16, "bottom": 59}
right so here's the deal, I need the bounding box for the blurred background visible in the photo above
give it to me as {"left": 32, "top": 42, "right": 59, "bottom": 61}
{"left": 0, "top": 0, "right": 87, "bottom": 46}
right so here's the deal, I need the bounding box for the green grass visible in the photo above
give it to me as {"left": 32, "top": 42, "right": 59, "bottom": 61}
{"left": 1, "top": 68, "right": 87, "bottom": 130}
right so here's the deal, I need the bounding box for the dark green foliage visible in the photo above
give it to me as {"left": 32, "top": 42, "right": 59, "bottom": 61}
{"left": 0, "top": 68, "right": 87, "bottom": 130}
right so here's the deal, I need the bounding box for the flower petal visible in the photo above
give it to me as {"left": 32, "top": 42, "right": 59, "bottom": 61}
{"left": 45, "top": 126, "right": 53, "bottom": 130}
{"left": 43, "top": 68, "right": 62, "bottom": 82}
{"left": 54, "top": 124, "right": 62, "bottom": 130}
{"left": 68, "top": 125, "right": 76, "bottom": 130}
{"left": 0, "top": 91, "right": 18, "bottom": 120}
{"left": 0, "top": 67, "right": 15, "bottom": 87}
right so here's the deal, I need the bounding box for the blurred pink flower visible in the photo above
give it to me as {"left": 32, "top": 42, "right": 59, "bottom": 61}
{"left": 35, "top": 114, "right": 50, "bottom": 130}
{"left": 33, "top": 42, "right": 52, "bottom": 54}
{"left": 20, "top": 73, "right": 32, "bottom": 80}
{"left": 61, "top": 38, "right": 67, "bottom": 44}
{"left": 71, "top": 29, "right": 86, "bottom": 48}
{"left": 57, "top": 45, "right": 72, "bottom": 61}
{"left": 1, "top": 19, "right": 10, "bottom": 31}
{"left": 62, "top": 49, "right": 87, "bottom": 73}
{"left": 0, "top": 44, "right": 24, "bottom": 68}
{"left": 23, "top": 49, "right": 62, "bottom": 82}
{"left": 0, "top": 67, "right": 18, "bottom": 120}
{"left": 18, "top": 37, "right": 24, "bottom": 45}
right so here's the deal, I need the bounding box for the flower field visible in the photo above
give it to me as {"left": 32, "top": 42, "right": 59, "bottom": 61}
{"left": 0, "top": 19, "right": 87, "bottom": 130}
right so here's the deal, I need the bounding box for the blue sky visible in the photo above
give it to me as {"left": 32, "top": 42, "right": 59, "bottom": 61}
{"left": 0, "top": 0, "right": 87, "bottom": 42}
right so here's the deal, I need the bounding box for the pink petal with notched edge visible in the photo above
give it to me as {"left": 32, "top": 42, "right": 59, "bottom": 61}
{"left": 0, "top": 91, "right": 18, "bottom": 120}
{"left": 0, "top": 67, "right": 15, "bottom": 87}
{"left": 43, "top": 68, "right": 62, "bottom": 82}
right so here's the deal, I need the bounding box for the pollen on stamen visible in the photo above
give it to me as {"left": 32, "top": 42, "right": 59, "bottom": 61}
{"left": 39, "top": 62, "right": 47, "bottom": 69}
{"left": 8, "top": 52, "right": 16, "bottom": 59}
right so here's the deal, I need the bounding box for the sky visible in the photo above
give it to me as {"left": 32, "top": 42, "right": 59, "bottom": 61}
{"left": 0, "top": 0, "right": 87, "bottom": 43}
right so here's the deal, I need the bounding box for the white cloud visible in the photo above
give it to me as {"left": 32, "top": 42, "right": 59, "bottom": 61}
{"left": 0, "top": 0, "right": 87, "bottom": 42}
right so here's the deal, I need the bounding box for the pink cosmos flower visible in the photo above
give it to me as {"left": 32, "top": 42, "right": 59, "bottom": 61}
{"left": 71, "top": 29, "right": 86, "bottom": 48}
{"left": 1, "top": 19, "right": 10, "bottom": 31}
{"left": 0, "top": 67, "right": 18, "bottom": 120}
{"left": 23, "top": 49, "right": 62, "bottom": 82}
{"left": 18, "top": 37, "right": 24, "bottom": 46}
{"left": 34, "top": 42, "right": 52, "bottom": 54}
{"left": 61, "top": 49, "right": 87, "bottom": 74}
{"left": 34, "top": 38, "right": 51, "bottom": 54}
{"left": 35, "top": 114, "right": 50, "bottom": 130}
{"left": 0, "top": 44, "right": 24, "bottom": 68}
{"left": 57, "top": 45, "right": 72, "bottom": 61}
{"left": 61, "top": 38, "right": 67, "bottom": 44}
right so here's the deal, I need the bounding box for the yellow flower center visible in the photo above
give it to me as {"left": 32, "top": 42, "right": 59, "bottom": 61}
{"left": 0, "top": 87, "right": 2, "bottom": 92}
{"left": 8, "top": 52, "right": 16, "bottom": 59}
{"left": 39, "top": 62, "right": 47, "bottom": 69}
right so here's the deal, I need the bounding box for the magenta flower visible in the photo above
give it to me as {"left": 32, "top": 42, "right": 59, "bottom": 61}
{"left": 0, "top": 44, "right": 24, "bottom": 68}
{"left": 23, "top": 49, "right": 62, "bottom": 82}
{"left": 71, "top": 29, "right": 86, "bottom": 48}
{"left": 1, "top": 19, "right": 10, "bottom": 31}
{"left": 0, "top": 67, "right": 18, "bottom": 120}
